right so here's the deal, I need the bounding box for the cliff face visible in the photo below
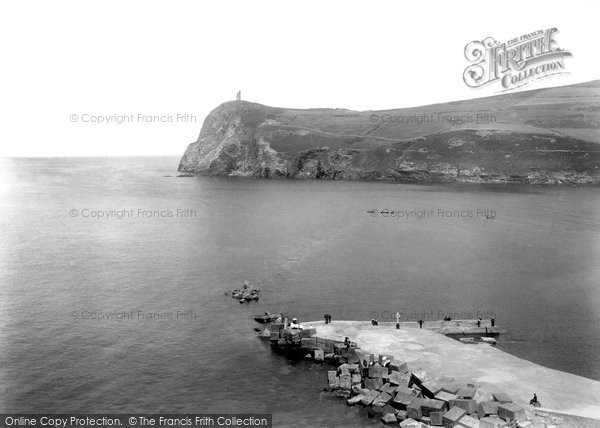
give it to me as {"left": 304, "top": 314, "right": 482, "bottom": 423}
{"left": 179, "top": 81, "right": 600, "bottom": 184}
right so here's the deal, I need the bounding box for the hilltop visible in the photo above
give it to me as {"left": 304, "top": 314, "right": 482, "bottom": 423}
{"left": 178, "top": 80, "right": 600, "bottom": 184}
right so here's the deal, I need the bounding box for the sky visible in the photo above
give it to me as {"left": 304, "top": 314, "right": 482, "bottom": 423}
{"left": 0, "top": 0, "right": 598, "bottom": 157}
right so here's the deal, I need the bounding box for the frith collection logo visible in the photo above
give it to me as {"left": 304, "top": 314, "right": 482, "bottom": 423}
{"left": 463, "top": 28, "right": 571, "bottom": 91}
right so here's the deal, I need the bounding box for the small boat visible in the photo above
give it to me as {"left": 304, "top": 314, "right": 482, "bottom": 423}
{"left": 254, "top": 313, "right": 282, "bottom": 323}
{"left": 481, "top": 337, "right": 497, "bottom": 344}
{"left": 242, "top": 290, "right": 260, "bottom": 301}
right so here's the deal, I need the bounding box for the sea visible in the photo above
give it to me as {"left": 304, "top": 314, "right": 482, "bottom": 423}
{"left": 0, "top": 157, "right": 599, "bottom": 426}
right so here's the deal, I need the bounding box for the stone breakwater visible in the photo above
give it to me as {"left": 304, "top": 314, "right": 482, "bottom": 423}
{"left": 265, "top": 320, "right": 600, "bottom": 427}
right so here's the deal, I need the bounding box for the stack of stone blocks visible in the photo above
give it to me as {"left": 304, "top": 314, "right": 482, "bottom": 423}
{"left": 324, "top": 348, "right": 531, "bottom": 427}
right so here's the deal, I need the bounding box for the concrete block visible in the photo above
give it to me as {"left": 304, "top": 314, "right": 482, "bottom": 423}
{"left": 430, "top": 411, "right": 444, "bottom": 426}
{"left": 338, "top": 364, "right": 351, "bottom": 376}
{"left": 443, "top": 406, "right": 467, "bottom": 426}
{"left": 457, "top": 386, "right": 476, "bottom": 399}
{"left": 351, "top": 374, "right": 362, "bottom": 385}
{"left": 477, "top": 401, "right": 499, "bottom": 419}
{"left": 497, "top": 403, "right": 526, "bottom": 423}
{"left": 347, "top": 347, "right": 360, "bottom": 364}
{"left": 347, "top": 394, "right": 364, "bottom": 406}
{"left": 380, "top": 382, "right": 397, "bottom": 395}
{"left": 406, "top": 400, "right": 423, "bottom": 421}
{"left": 373, "top": 391, "right": 393, "bottom": 407}
{"left": 364, "top": 377, "right": 384, "bottom": 391}
{"left": 324, "top": 352, "right": 335, "bottom": 361}
{"left": 369, "top": 363, "right": 387, "bottom": 378}
{"left": 440, "top": 382, "right": 461, "bottom": 394}
{"left": 327, "top": 370, "right": 338, "bottom": 386}
{"left": 421, "top": 416, "right": 431, "bottom": 425}
{"left": 381, "top": 413, "right": 397, "bottom": 424}
{"left": 435, "top": 391, "right": 458, "bottom": 403}
{"left": 328, "top": 377, "right": 340, "bottom": 389}
{"left": 396, "top": 410, "right": 407, "bottom": 421}
{"left": 340, "top": 374, "right": 352, "bottom": 390}
{"left": 399, "top": 419, "right": 421, "bottom": 428}
{"left": 390, "top": 361, "right": 409, "bottom": 373}
{"left": 347, "top": 363, "right": 360, "bottom": 373}
{"left": 420, "top": 398, "right": 446, "bottom": 416}
{"left": 270, "top": 331, "right": 279, "bottom": 340}
{"left": 392, "top": 392, "right": 417, "bottom": 410}
{"left": 381, "top": 404, "right": 397, "bottom": 415}
{"left": 361, "top": 389, "right": 380, "bottom": 406}
{"left": 491, "top": 393, "right": 512, "bottom": 404}
{"left": 389, "top": 370, "right": 406, "bottom": 386}
{"left": 457, "top": 414, "right": 479, "bottom": 428}
{"left": 478, "top": 417, "right": 507, "bottom": 428}
{"left": 449, "top": 398, "right": 478, "bottom": 414}
{"left": 314, "top": 349, "right": 324, "bottom": 361}
{"left": 396, "top": 385, "right": 417, "bottom": 396}
{"left": 423, "top": 380, "right": 444, "bottom": 396}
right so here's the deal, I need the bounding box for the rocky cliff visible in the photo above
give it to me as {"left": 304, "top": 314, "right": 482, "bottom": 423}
{"left": 179, "top": 80, "right": 600, "bottom": 184}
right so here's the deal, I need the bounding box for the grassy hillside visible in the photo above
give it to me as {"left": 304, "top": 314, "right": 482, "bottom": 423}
{"left": 179, "top": 80, "right": 600, "bottom": 184}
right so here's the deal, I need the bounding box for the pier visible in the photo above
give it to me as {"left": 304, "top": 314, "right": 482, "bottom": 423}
{"left": 264, "top": 319, "right": 600, "bottom": 426}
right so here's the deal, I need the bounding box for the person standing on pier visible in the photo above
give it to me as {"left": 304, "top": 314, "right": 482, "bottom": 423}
{"left": 362, "top": 359, "right": 369, "bottom": 377}
{"left": 395, "top": 312, "right": 401, "bottom": 329}
{"left": 344, "top": 337, "right": 351, "bottom": 350}
{"left": 418, "top": 320, "right": 423, "bottom": 329}
{"left": 491, "top": 317, "right": 495, "bottom": 327}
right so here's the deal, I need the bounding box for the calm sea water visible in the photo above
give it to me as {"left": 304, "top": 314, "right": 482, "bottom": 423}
{"left": 1, "top": 157, "right": 599, "bottom": 424}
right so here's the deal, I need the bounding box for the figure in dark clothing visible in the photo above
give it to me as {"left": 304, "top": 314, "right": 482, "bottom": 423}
{"left": 491, "top": 318, "right": 495, "bottom": 327}
{"left": 530, "top": 393, "right": 538, "bottom": 405}
{"left": 374, "top": 319, "right": 379, "bottom": 326}
{"left": 344, "top": 336, "right": 351, "bottom": 350}
{"left": 418, "top": 320, "right": 423, "bottom": 329}
{"left": 324, "top": 314, "right": 329, "bottom": 324}
{"left": 477, "top": 319, "right": 481, "bottom": 327}
{"left": 362, "top": 359, "right": 369, "bottom": 377}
